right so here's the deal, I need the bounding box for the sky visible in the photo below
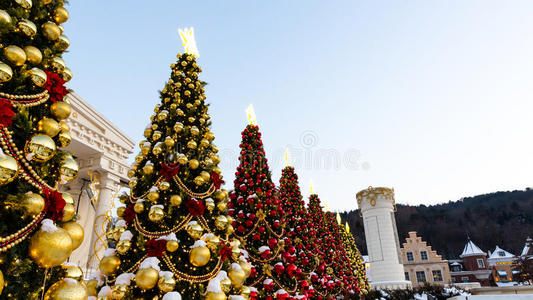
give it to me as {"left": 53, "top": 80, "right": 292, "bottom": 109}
{"left": 63, "top": 1, "right": 533, "bottom": 211}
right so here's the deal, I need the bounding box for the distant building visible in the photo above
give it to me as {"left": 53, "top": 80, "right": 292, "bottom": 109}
{"left": 487, "top": 246, "right": 517, "bottom": 286}
{"left": 449, "top": 239, "right": 491, "bottom": 286}
{"left": 400, "top": 231, "right": 451, "bottom": 287}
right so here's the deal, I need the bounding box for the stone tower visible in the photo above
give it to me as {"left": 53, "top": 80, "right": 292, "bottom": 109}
{"left": 357, "top": 187, "right": 411, "bottom": 289}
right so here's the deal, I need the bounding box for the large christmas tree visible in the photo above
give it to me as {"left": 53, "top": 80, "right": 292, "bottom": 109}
{"left": 340, "top": 220, "right": 369, "bottom": 294}
{"left": 228, "top": 119, "right": 294, "bottom": 298}
{"left": 99, "top": 29, "right": 250, "bottom": 299}
{"left": 0, "top": 0, "right": 86, "bottom": 299}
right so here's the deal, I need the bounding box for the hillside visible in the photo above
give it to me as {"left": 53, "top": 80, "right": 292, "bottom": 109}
{"left": 341, "top": 188, "right": 533, "bottom": 259}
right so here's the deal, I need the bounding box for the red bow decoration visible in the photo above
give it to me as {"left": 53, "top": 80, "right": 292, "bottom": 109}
{"left": 0, "top": 100, "right": 14, "bottom": 127}
{"left": 123, "top": 203, "right": 136, "bottom": 224}
{"left": 210, "top": 172, "right": 223, "bottom": 189}
{"left": 42, "top": 187, "right": 66, "bottom": 222}
{"left": 160, "top": 162, "right": 180, "bottom": 182}
{"left": 186, "top": 198, "right": 205, "bottom": 216}
{"left": 219, "top": 242, "right": 232, "bottom": 261}
{"left": 43, "top": 71, "right": 68, "bottom": 103}
{"left": 146, "top": 239, "right": 167, "bottom": 257}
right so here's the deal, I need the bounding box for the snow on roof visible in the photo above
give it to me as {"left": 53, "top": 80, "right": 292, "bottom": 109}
{"left": 460, "top": 239, "right": 486, "bottom": 258}
{"left": 489, "top": 246, "right": 515, "bottom": 259}
{"left": 450, "top": 262, "right": 461, "bottom": 266}
{"left": 521, "top": 237, "right": 532, "bottom": 256}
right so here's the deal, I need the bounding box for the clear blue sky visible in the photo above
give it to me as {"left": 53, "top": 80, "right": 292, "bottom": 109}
{"left": 64, "top": 1, "right": 533, "bottom": 211}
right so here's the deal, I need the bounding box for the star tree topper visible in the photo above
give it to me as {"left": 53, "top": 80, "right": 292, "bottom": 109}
{"left": 179, "top": 27, "right": 200, "bottom": 57}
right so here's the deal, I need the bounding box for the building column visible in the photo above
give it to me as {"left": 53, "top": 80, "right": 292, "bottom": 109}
{"left": 86, "top": 173, "right": 120, "bottom": 276}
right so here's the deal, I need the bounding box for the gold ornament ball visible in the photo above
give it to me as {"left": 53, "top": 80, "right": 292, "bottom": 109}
{"left": 23, "top": 192, "right": 44, "bottom": 215}
{"left": 226, "top": 225, "right": 235, "bottom": 236}
{"left": 62, "top": 264, "right": 83, "bottom": 281}
{"left": 194, "top": 176, "right": 204, "bottom": 186}
{"left": 29, "top": 67, "right": 47, "bottom": 87}
{"left": 54, "top": 7, "right": 69, "bottom": 23}
{"left": 38, "top": 117, "right": 60, "bottom": 137}
{"left": 187, "top": 140, "right": 197, "bottom": 149}
{"left": 239, "top": 260, "right": 252, "bottom": 277}
{"left": 86, "top": 279, "right": 98, "bottom": 296}
{"left": 152, "top": 130, "right": 162, "bottom": 141}
{"left": 189, "top": 159, "right": 199, "bottom": 169}
{"left": 58, "top": 130, "right": 72, "bottom": 148}
{"left": 0, "top": 154, "right": 18, "bottom": 186}
{"left": 177, "top": 154, "right": 188, "bottom": 165}
{"left": 44, "top": 279, "right": 87, "bottom": 300}
{"left": 173, "top": 122, "right": 184, "bottom": 133}
{"left": 0, "top": 269, "right": 3, "bottom": 295}
{"left": 59, "top": 155, "right": 79, "bottom": 183}
{"left": 60, "top": 120, "right": 70, "bottom": 132}
{"left": 42, "top": 21, "right": 61, "bottom": 40}
{"left": 214, "top": 190, "right": 227, "bottom": 201}
{"left": 148, "top": 206, "right": 164, "bottom": 222}
{"left": 205, "top": 292, "right": 227, "bottom": 300}
{"left": 217, "top": 200, "right": 228, "bottom": 212}
{"left": 200, "top": 139, "right": 210, "bottom": 148}
{"left": 228, "top": 268, "right": 246, "bottom": 288}
{"left": 61, "top": 221, "right": 84, "bottom": 250}
{"left": 206, "top": 235, "right": 220, "bottom": 251}
{"left": 143, "top": 163, "right": 154, "bottom": 175}
{"left": 116, "top": 239, "right": 131, "bottom": 255}
{"left": 55, "top": 35, "right": 70, "bottom": 51}
{"left": 220, "top": 278, "right": 231, "bottom": 293}
{"left": 50, "top": 101, "right": 72, "bottom": 120}
{"left": 190, "top": 126, "right": 200, "bottom": 136}
{"left": 61, "top": 67, "right": 72, "bottom": 82}
{"left": 205, "top": 198, "right": 215, "bottom": 212}
{"left": 157, "top": 110, "right": 169, "bottom": 121}
{"left": 129, "top": 177, "right": 137, "bottom": 189}
{"left": 134, "top": 201, "right": 144, "bottom": 213}
{"left": 158, "top": 181, "right": 170, "bottom": 191}
{"left": 0, "top": 10, "right": 11, "bottom": 25}
{"left": 189, "top": 245, "right": 210, "bottom": 267}
{"left": 29, "top": 226, "right": 73, "bottom": 268}
{"left": 215, "top": 215, "right": 228, "bottom": 230}
{"left": 205, "top": 132, "right": 215, "bottom": 141}
{"left": 144, "top": 127, "right": 152, "bottom": 138}
{"left": 25, "top": 134, "right": 56, "bottom": 162}
{"left": 51, "top": 57, "right": 66, "bottom": 73}
{"left": 62, "top": 203, "right": 75, "bottom": 222}
{"left": 170, "top": 195, "right": 182, "bottom": 206}
{"left": 166, "top": 240, "right": 179, "bottom": 252}
{"left": 211, "top": 155, "right": 221, "bottom": 164}
{"left": 147, "top": 190, "right": 159, "bottom": 203}
{"left": 17, "top": 19, "right": 37, "bottom": 37}
{"left": 14, "top": 0, "right": 32, "bottom": 9}
{"left": 110, "top": 284, "right": 127, "bottom": 300}
{"left": 164, "top": 136, "right": 174, "bottom": 148}
{"left": 24, "top": 46, "right": 42, "bottom": 65}
{"left": 0, "top": 62, "right": 13, "bottom": 82}
{"left": 63, "top": 192, "right": 74, "bottom": 204}
{"left": 157, "top": 274, "right": 176, "bottom": 292}
{"left": 187, "top": 223, "right": 203, "bottom": 239}
{"left": 241, "top": 286, "right": 251, "bottom": 299}
{"left": 100, "top": 255, "right": 121, "bottom": 276}
{"left": 4, "top": 45, "right": 26, "bottom": 66}
{"left": 152, "top": 143, "right": 163, "bottom": 155}
{"left": 200, "top": 171, "right": 211, "bottom": 182}
{"left": 135, "top": 267, "right": 159, "bottom": 290}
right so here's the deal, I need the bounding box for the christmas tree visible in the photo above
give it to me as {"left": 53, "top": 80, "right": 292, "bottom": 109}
{"left": 0, "top": 0, "right": 86, "bottom": 299}
{"left": 99, "top": 29, "right": 250, "bottom": 299}
{"left": 277, "top": 161, "right": 317, "bottom": 298}
{"left": 228, "top": 110, "right": 294, "bottom": 298}
{"left": 341, "top": 220, "right": 369, "bottom": 294}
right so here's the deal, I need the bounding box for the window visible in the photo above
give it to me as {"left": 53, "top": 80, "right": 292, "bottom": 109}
{"left": 477, "top": 258, "right": 485, "bottom": 268}
{"left": 498, "top": 251, "right": 505, "bottom": 257}
{"left": 406, "top": 252, "right": 414, "bottom": 262}
{"left": 416, "top": 271, "right": 426, "bottom": 283}
{"left": 420, "top": 251, "right": 428, "bottom": 260}
{"left": 405, "top": 272, "right": 410, "bottom": 281}
{"left": 497, "top": 270, "right": 508, "bottom": 281}
{"left": 432, "top": 270, "right": 443, "bottom": 282}
{"left": 462, "top": 276, "right": 469, "bottom": 283}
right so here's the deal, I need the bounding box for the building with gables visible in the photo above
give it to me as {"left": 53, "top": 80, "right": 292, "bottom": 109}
{"left": 487, "top": 246, "right": 517, "bottom": 286}
{"left": 449, "top": 239, "right": 492, "bottom": 286}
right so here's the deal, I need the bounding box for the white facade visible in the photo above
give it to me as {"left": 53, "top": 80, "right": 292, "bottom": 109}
{"left": 357, "top": 187, "right": 411, "bottom": 289}
{"left": 61, "top": 92, "right": 134, "bottom": 277}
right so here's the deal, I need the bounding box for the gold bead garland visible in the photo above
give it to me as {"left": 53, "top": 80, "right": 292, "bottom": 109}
{"left": 0, "top": 212, "right": 44, "bottom": 252}
{"left": 107, "top": 254, "right": 147, "bottom": 283}
{"left": 0, "top": 90, "right": 49, "bottom": 107}
{"left": 161, "top": 254, "right": 223, "bottom": 283}
{"left": 134, "top": 214, "right": 192, "bottom": 239}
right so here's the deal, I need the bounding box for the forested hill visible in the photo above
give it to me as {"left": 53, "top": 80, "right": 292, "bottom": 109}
{"left": 341, "top": 188, "right": 533, "bottom": 259}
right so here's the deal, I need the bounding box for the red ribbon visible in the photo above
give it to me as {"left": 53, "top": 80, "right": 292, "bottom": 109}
{"left": 146, "top": 239, "right": 167, "bottom": 257}
{"left": 123, "top": 203, "right": 136, "bottom": 224}
{"left": 160, "top": 162, "right": 180, "bottom": 182}
{"left": 186, "top": 198, "right": 205, "bottom": 216}
{"left": 43, "top": 71, "right": 68, "bottom": 103}
{"left": 42, "top": 187, "right": 66, "bottom": 222}
{"left": 210, "top": 172, "right": 223, "bottom": 189}
{"left": 0, "top": 100, "right": 14, "bottom": 127}
{"left": 219, "top": 242, "right": 232, "bottom": 261}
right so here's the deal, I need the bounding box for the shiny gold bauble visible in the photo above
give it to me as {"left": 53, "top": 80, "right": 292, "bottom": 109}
{"left": 187, "top": 140, "right": 197, "bottom": 149}
{"left": 62, "top": 203, "right": 75, "bottom": 222}
{"left": 58, "top": 130, "right": 71, "bottom": 147}
{"left": 200, "top": 171, "right": 211, "bottom": 182}
{"left": 62, "top": 264, "right": 83, "bottom": 281}
{"left": 194, "top": 176, "right": 204, "bottom": 186}
{"left": 189, "top": 245, "right": 210, "bottom": 267}
{"left": 25, "top": 134, "right": 56, "bottom": 162}
{"left": 0, "top": 154, "right": 18, "bottom": 186}
{"left": 157, "top": 274, "right": 176, "bottom": 292}
{"left": 63, "top": 192, "right": 74, "bottom": 204}
{"left": 214, "top": 190, "right": 227, "bottom": 201}
{"left": 38, "top": 117, "right": 60, "bottom": 137}
{"left": 99, "top": 255, "right": 121, "bottom": 276}
{"left": 134, "top": 201, "right": 144, "bottom": 213}
{"left": 170, "top": 195, "right": 182, "bottom": 206}
{"left": 187, "top": 223, "right": 203, "bottom": 239}
{"left": 55, "top": 35, "right": 70, "bottom": 51}
{"left": 59, "top": 121, "right": 70, "bottom": 132}
{"left": 177, "top": 154, "right": 188, "bottom": 165}
{"left": 200, "top": 139, "right": 210, "bottom": 148}
{"left": 157, "top": 110, "right": 169, "bottom": 121}
{"left": 225, "top": 225, "right": 234, "bottom": 236}
{"left": 148, "top": 206, "right": 164, "bottom": 222}
{"left": 61, "top": 67, "right": 72, "bottom": 82}
{"left": 166, "top": 240, "right": 179, "bottom": 252}
{"left": 54, "top": 7, "right": 69, "bottom": 23}
{"left": 23, "top": 192, "right": 44, "bottom": 215}
{"left": 211, "top": 155, "right": 221, "bottom": 164}
{"left": 61, "top": 222, "right": 84, "bottom": 250}
{"left": 0, "top": 62, "right": 13, "bottom": 82}
{"left": 189, "top": 159, "right": 199, "bottom": 169}
{"left": 205, "top": 198, "right": 215, "bottom": 212}
{"left": 206, "top": 235, "right": 220, "bottom": 251}
{"left": 0, "top": 269, "right": 3, "bottom": 295}
{"left": 239, "top": 260, "right": 252, "bottom": 277}
{"left": 110, "top": 284, "right": 127, "bottom": 300}
{"left": 0, "top": 10, "right": 11, "bottom": 25}
{"left": 116, "top": 206, "right": 126, "bottom": 218}
{"left": 212, "top": 166, "right": 222, "bottom": 175}
{"left": 116, "top": 239, "right": 131, "bottom": 255}
{"left": 215, "top": 215, "right": 228, "bottom": 230}
{"left": 127, "top": 168, "right": 136, "bottom": 178}
{"left": 4, "top": 45, "right": 26, "bottom": 66}
{"left": 144, "top": 127, "right": 152, "bottom": 138}
{"left": 135, "top": 267, "right": 158, "bottom": 290}
{"left": 205, "top": 292, "right": 227, "bottom": 300}
{"left": 187, "top": 116, "right": 195, "bottom": 123}
{"left": 173, "top": 122, "right": 184, "bottom": 133}
{"left": 44, "top": 279, "right": 87, "bottom": 300}
{"left": 228, "top": 268, "right": 246, "bottom": 288}
{"left": 60, "top": 155, "right": 78, "bottom": 183}
{"left": 51, "top": 101, "right": 72, "bottom": 120}
{"left": 142, "top": 163, "right": 154, "bottom": 175}
{"left": 241, "top": 286, "right": 251, "bottom": 299}
{"left": 164, "top": 136, "right": 174, "bottom": 148}
{"left": 29, "top": 226, "right": 73, "bottom": 268}
{"left": 152, "top": 143, "right": 163, "bottom": 156}
{"left": 14, "top": 0, "right": 32, "bottom": 9}
{"left": 17, "top": 19, "right": 37, "bottom": 37}
{"left": 217, "top": 200, "right": 228, "bottom": 212}
{"left": 190, "top": 126, "right": 200, "bottom": 136}
{"left": 152, "top": 130, "right": 162, "bottom": 141}
{"left": 86, "top": 279, "right": 98, "bottom": 296}
{"left": 51, "top": 57, "right": 66, "bottom": 73}
{"left": 220, "top": 278, "right": 231, "bottom": 293}
{"left": 129, "top": 177, "right": 137, "bottom": 189}
{"left": 158, "top": 181, "right": 170, "bottom": 191}
{"left": 205, "top": 132, "right": 215, "bottom": 141}
{"left": 29, "top": 67, "right": 47, "bottom": 86}
{"left": 134, "top": 154, "right": 143, "bottom": 164}
{"left": 42, "top": 21, "right": 61, "bottom": 40}
{"left": 147, "top": 190, "right": 159, "bottom": 203}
